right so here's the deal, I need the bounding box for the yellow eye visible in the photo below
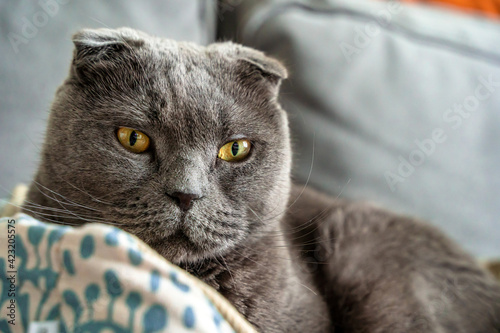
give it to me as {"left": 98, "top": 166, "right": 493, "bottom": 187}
{"left": 117, "top": 127, "right": 150, "bottom": 153}
{"left": 218, "top": 139, "right": 252, "bottom": 162}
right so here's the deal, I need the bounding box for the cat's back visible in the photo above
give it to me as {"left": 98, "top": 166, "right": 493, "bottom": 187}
{"left": 284, "top": 184, "right": 500, "bottom": 332}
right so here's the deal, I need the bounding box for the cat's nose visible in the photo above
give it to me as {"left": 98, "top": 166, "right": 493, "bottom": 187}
{"left": 168, "top": 192, "right": 201, "bottom": 212}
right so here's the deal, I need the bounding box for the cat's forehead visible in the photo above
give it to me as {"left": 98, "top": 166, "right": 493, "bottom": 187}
{"left": 153, "top": 41, "right": 223, "bottom": 94}
{"left": 129, "top": 41, "right": 263, "bottom": 125}
{"left": 147, "top": 40, "right": 209, "bottom": 71}
{"left": 135, "top": 42, "right": 234, "bottom": 124}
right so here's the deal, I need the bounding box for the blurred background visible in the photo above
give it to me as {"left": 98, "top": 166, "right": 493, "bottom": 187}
{"left": 0, "top": 0, "right": 499, "bottom": 258}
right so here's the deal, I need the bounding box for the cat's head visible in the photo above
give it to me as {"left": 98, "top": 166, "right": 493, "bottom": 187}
{"left": 24, "top": 28, "right": 291, "bottom": 264}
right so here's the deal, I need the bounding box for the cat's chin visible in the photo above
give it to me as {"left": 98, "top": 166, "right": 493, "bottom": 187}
{"left": 146, "top": 229, "right": 233, "bottom": 265}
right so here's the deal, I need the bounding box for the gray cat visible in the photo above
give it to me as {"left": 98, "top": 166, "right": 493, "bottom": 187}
{"left": 22, "top": 28, "right": 500, "bottom": 332}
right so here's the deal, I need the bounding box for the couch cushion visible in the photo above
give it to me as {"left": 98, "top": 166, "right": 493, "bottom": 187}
{"left": 0, "top": 0, "right": 217, "bottom": 193}
{"left": 219, "top": 0, "right": 500, "bottom": 257}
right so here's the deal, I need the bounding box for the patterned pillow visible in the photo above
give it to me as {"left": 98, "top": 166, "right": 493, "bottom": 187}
{"left": 0, "top": 213, "right": 256, "bottom": 333}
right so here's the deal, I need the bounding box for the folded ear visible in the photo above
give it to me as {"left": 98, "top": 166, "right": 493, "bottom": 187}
{"left": 214, "top": 42, "right": 288, "bottom": 96}
{"left": 71, "top": 28, "right": 145, "bottom": 82}
{"left": 235, "top": 46, "right": 288, "bottom": 81}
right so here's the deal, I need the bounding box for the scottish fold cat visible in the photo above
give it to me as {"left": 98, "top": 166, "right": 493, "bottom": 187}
{"left": 22, "top": 28, "right": 500, "bottom": 332}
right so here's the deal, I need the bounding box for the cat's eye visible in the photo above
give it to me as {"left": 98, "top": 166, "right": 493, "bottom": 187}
{"left": 117, "top": 127, "right": 150, "bottom": 153}
{"left": 218, "top": 139, "right": 252, "bottom": 162}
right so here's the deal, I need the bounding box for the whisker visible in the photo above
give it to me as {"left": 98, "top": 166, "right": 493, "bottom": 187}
{"left": 56, "top": 177, "right": 114, "bottom": 206}
{"left": 263, "top": 132, "right": 317, "bottom": 221}
{"left": 246, "top": 178, "right": 351, "bottom": 242}
{"left": 32, "top": 180, "right": 103, "bottom": 212}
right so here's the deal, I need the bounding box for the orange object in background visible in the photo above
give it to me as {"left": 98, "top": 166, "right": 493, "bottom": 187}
{"left": 403, "top": 0, "right": 500, "bottom": 19}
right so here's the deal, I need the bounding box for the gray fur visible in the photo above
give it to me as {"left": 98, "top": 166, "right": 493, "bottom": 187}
{"left": 22, "top": 28, "right": 500, "bottom": 332}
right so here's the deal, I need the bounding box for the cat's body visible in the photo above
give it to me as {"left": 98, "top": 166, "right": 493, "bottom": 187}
{"left": 22, "top": 28, "right": 500, "bottom": 332}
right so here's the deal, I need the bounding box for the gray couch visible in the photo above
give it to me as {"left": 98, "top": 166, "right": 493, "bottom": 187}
{"left": 1, "top": 0, "right": 499, "bottom": 257}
